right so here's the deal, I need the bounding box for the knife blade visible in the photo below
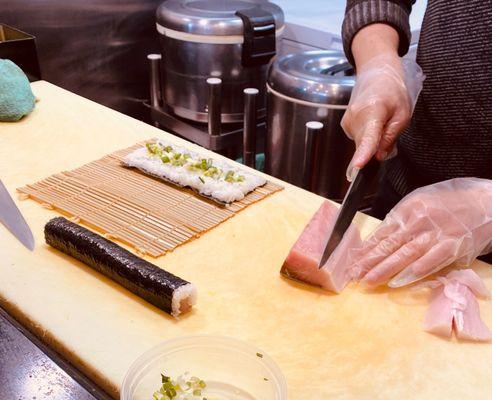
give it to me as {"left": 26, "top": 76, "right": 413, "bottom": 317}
{"left": 318, "top": 158, "right": 380, "bottom": 268}
{"left": 0, "top": 180, "right": 35, "bottom": 251}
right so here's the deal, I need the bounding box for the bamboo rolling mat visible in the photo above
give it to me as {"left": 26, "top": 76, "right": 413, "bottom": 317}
{"left": 18, "top": 141, "right": 283, "bottom": 257}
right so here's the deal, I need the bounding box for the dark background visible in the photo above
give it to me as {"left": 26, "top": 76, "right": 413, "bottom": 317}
{"left": 1, "top": 0, "right": 163, "bottom": 121}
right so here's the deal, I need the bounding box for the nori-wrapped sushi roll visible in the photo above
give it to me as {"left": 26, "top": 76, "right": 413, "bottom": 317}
{"left": 44, "top": 217, "right": 196, "bottom": 317}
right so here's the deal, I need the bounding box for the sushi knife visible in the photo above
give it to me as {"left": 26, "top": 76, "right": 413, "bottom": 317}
{"left": 318, "top": 158, "right": 380, "bottom": 268}
{"left": 0, "top": 180, "right": 35, "bottom": 251}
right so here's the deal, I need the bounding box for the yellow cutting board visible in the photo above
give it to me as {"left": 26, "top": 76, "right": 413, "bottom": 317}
{"left": 1, "top": 81, "right": 491, "bottom": 400}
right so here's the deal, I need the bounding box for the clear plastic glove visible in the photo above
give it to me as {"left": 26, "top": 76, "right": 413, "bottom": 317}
{"left": 341, "top": 54, "right": 425, "bottom": 181}
{"left": 353, "top": 178, "right": 492, "bottom": 288}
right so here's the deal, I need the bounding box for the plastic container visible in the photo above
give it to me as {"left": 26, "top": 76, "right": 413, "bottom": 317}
{"left": 120, "top": 335, "right": 288, "bottom": 400}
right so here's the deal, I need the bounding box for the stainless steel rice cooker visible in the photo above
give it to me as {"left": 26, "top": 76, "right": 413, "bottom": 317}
{"left": 156, "top": 0, "right": 285, "bottom": 124}
{"left": 266, "top": 50, "right": 355, "bottom": 201}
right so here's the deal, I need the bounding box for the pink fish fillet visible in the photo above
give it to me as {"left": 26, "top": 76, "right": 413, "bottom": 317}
{"left": 281, "top": 200, "right": 362, "bottom": 293}
{"left": 422, "top": 269, "right": 492, "bottom": 341}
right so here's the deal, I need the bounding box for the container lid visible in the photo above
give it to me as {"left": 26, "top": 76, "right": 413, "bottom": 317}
{"left": 267, "top": 50, "right": 355, "bottom": 106}
{"left": 156, "top": 0, "right": 284, "bottom": 37}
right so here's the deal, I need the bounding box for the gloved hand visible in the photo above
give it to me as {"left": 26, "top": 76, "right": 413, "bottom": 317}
{"left": 341, "top": 54, "right": 425, "bottom": 181}
{"left": 353, "top": 178, "right": 492, "bottom": 288}
{"left": 0, "top": 59, "right": 36, "bottom": 122}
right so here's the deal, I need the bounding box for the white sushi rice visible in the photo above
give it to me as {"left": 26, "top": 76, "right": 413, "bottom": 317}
{"left": 172, "top": 283, "right": 197, "bottom": 318}
{"left": 123, "top": 139, "right": 267, "bottom": 203}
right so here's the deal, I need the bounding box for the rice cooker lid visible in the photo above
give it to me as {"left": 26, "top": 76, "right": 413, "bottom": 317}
{"left": 156, "top": 0, "right": 285, "bottom": 36}
{"left": 267, "top": 50, "right": 355, "bottom": 106}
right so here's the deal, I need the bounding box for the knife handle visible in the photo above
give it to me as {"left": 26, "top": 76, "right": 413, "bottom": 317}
{"left": 359, "top": 157, "right": 380, "bottom": 184}
{"left": 344, "top": 157, "right": 380, "bottom": 206}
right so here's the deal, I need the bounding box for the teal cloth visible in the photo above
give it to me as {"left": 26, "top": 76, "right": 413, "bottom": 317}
{"left": 0, "top": 59, "right": 35, "bottom": 122}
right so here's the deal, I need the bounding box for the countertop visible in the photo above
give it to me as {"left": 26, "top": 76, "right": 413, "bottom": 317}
{"left": 1, "top": 81, "right": 492, "bottom": 400}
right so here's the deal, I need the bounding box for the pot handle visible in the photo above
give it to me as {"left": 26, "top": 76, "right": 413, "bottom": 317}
{"left": 235, "top": 7, "right": 276, "bottom": 67}
{"left": 321, "top": 61, "right": 354, "bottom": 76}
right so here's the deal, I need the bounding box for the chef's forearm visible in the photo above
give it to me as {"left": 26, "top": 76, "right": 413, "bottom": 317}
{"left": 351, "top": 24, "right": 400, "bottom": 68}
{"left": 342, "top": 0, "right": 414, "bottom": 66}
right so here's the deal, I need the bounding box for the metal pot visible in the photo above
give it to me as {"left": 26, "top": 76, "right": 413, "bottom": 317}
{"left": 266, "top": 50, "right": 355, "bottom": 201}
{"left": 156, "top": 0, "right": 284, "bottom": 124}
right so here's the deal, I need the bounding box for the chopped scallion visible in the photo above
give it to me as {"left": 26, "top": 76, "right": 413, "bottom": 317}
{"left": 224, "top": 170, "right": 235, "bottom": 182}
{"left": 146, "top": 143, "right": 162, "bottom": 156}
{"left": 153, "top": 372, "right": 209, "bottom": 400}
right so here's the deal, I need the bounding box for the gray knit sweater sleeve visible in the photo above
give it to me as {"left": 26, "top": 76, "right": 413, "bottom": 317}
{"left": 342, "top": 0, "right": 415, "bottom": 65}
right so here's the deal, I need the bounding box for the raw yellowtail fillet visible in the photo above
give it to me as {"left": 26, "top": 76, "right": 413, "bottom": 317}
{"left": 281, "top": 201, "right": 362, "bottom": 293}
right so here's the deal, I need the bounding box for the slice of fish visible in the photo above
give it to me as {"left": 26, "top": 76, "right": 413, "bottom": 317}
{"left": 455, "top": 287, "right": 492, "bottom": 341}
{"left": 423, "top": 285, "right": 454, "bottom": 338}
{"left": 422, "top": 269, "right": 492, "bottom": 341}
{"left": 446, "top": 269, "right": 490, "bottom": 299}
{"left": 281, "top": 201, "right": 362, "bottom": 293}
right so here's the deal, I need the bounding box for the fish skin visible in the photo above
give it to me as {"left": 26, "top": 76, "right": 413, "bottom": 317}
{"left": 281, "top": 201, "right": 362, "bottom": 293}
